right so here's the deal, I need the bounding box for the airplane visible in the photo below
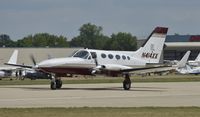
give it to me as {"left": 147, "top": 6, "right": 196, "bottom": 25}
{"left": 188, "top": 52, "right": 200, "bottom": 67}
{"left": 176, "top": 51, "right": 200, "bottom": 75}
{"left": 0, "top": 50, "right": 19, "bottom": 79}
{"left": 166, "top": 52, "right": 200, "bottom": 67}
{"left": 5, "top": 27, "right": 168, "bottom": 90}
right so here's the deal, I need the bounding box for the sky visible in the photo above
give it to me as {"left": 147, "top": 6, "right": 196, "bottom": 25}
{"left": 1, "top": 0, "right": 200, "bottom": 40}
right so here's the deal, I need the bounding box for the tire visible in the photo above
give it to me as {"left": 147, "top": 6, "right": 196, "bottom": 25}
{"left": 123, "top": 80, "right": 131, "bottom": 90}
{"left": 56, "top": 80, "right": 62, "bottom": 89}
{"left": 50, "top": 81, "right": 57, "bottom": 90}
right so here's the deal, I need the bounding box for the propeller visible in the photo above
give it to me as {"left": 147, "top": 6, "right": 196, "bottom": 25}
{"left": 90, "top": 52, "right": 98, "bottom": 66}
{"left": 30, "top": 54, "right": 37, "bottom": 66}
{"left": 94, "top": 58, "right": 98, "bottom": 66}
{"left": 90, "top": 52, "right": 106, "bottom": 75}
{"left": 90, "top": 52, "right": 100, "bottom": 74}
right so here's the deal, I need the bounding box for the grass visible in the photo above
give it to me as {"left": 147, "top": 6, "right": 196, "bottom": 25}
{"left": 0, "top": 74, "right": 199, "bottom": 85}
{"left": 0, "top": 107, "right": 200, "bottom": 117}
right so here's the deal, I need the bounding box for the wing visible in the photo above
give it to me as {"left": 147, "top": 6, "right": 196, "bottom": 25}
{"left": 98, "top": 64, "right": 170, "bottom": 73}
{"left": 4, "top": 63, "right": 33, "bottom": 69}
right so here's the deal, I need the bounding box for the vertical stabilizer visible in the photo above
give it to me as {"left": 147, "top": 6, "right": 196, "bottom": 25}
{"left": 8, "top": 50, "right": 18, "bottom": 64}
{"left": 134, "top": 27, "right": 168, "bottom": 63}
{"left": 177, "top": 51, "right": 191, "bottom": 68}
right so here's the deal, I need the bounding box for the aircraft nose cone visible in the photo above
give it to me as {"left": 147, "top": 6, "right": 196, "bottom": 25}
{"left": 37, "top": 57, "right": 87, "bottom": 68}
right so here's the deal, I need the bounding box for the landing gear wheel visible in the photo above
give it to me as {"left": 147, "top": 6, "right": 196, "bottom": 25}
{"left": 123, "top": 81, "right": 131, "bottom": 90}
{"left": 56, "top": 79, "right": 62, "bottom": 89}
{"left": 50, "top": 81, "right": 56, "bottom": 90}
{"left": 123, "top": 74, "right": 131, "bottom": 90}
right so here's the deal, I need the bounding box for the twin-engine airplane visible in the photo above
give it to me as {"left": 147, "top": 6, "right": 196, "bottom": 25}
{"left": 5, "top": 27, "right": 168, "bottom": 90}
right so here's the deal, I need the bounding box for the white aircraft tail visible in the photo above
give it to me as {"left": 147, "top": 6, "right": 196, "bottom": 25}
{"left": 134, "top": 27, "right": 168, "bottom": 63}
{"left": 177, "top": 51, "right": 191, "bottom": 68}
{"left": 8, "top": 50, "right": 18, "bottom": 64}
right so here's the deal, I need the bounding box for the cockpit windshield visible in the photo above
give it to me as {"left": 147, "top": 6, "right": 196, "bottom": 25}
{"left": 73, "top": 50, "right": 89, "bottom": 59}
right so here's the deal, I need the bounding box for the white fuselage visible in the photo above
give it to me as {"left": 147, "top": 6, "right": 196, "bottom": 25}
{"left": 37, "top": 49, "right": 152, "bottom": 76}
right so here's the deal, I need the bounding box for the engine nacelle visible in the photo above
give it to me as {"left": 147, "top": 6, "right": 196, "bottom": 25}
{"left": 100, "top": 64, "right": 132, "bottom": 71}
{"left": 91, "top": 64, "right": 131, "bottom": 76}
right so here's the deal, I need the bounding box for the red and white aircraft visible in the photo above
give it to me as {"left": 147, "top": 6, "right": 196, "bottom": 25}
{"left": 6, "top": 27, "right": 168, "bottom": 90}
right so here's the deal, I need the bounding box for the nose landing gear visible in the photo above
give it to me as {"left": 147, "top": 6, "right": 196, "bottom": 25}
{"left": 50, "top": 75, "right": 62, "bottom": 90}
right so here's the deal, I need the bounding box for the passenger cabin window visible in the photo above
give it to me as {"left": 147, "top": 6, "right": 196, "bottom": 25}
{"left": 127, "top": 56, "right": 130, "bottom": 60}
{"left": 101, "top": 53, "right": 106, "bottom": 58}
{"left": 116, "top": 55, "right": 120, "bottom": 60}
{"left": 73, "top": 50, "right": 89, "bottom": 59}
{"left": 122, "top": 55, "right": 126, "bottom": 60}
{"left": 108, "top": 54, "right": 113, "bottom": 59}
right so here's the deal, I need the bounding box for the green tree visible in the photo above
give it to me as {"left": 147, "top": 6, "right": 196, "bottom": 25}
{"left": 0, "top": 34, "right": 16, "bottom": 47}
{"left": 17, "top": 35, "right": 33, "bottom": 47}
{"left": 106, "top": 32, "right": 137, "bottom": 51}
{"left": 70, "top": 23, "right": 108, "bottom": 49}
{"left": 17, "top": 33, "right": 69, "bottom": 47}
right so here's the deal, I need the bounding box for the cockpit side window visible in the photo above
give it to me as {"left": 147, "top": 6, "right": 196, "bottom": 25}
{"left": 73, "top": 50, "right": 89, "bottom": 59}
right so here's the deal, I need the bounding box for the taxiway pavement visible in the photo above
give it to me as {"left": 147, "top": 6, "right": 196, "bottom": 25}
{"left": 0, "top": 82, "right": 200, "bottom": 107}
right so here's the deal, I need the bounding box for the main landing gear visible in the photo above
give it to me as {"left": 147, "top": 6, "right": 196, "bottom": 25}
{"left": 49, "top": 74, "right": 131, "bottom": 90}
{"left": 50, "top": 75, "right": 62, "bottom": 90}
{"left": 123, "top": 74, "right": 131, "bottom": 90}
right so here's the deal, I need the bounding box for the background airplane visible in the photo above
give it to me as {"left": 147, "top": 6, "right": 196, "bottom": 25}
{"left": 6, "top": 27, "right": 168, "bottom": 90}
{"left": 176, "top": 51, "right": 200, "bottom": 75}
{"left": 0, "top": 50, "right": 19, "bottom": 79}
{"left": 131, "top": 51, "right": 191, "bottom": 76}
{"left": 188, "top": 52, "right": 200, "bottom": 67}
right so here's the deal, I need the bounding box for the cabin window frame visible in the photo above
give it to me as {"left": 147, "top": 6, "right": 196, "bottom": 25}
{"left": 101, "top": 53, "right": 107, "bottom": 59}
{"left": 108, "top": 54, "right": 114, "bottom": 59}
{"left": 122, "top": 55, "right": 126, "bottom": 60}
{"left": 115, "top": 55, "right": 121, "bottom": 60}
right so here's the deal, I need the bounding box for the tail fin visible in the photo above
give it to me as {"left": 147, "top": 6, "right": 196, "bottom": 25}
{"left": 177, "top": 51, "right": 191, "bottom": 68}
{"left": 195, "top": 52, "right": 200, "bottom": 62}
{"left": 134, "top": 27, "right": 168, "bottom": 63}
{"left": 7, "top": 50, "right": 18, "bottom": 64}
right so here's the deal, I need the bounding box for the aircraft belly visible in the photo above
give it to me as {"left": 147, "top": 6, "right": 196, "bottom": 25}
{"left": 39, "top": 67, "right": 93, "bottom": 75}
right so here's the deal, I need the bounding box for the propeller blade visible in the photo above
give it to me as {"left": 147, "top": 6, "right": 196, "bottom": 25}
{"left": 94, "top": 58, "right": 98, "bottom": 66}
{"left": 30, "top": 54, "right": 36, "bottom": 65}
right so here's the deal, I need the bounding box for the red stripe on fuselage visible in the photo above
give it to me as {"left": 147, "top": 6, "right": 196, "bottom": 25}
{"left": 39, "top": 67, "right": 92, "bottom": 76}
